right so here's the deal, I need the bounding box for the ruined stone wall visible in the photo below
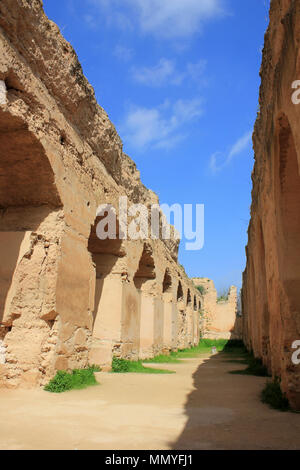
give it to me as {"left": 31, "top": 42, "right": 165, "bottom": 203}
{"left": 192, "top": 279, "right": 240, "bottom": 339}
{"left": 0, "top": 0, "right": 202, "bottom": 387}
{"left": 242, "top": 0, "right": 300, "bottom": 409}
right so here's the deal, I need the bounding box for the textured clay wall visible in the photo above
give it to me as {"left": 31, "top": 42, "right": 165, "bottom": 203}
{"left": 0, "top": 0, "right": 203, "bottom": 387}
{"left": 242, "top": 0, "right": 300, "bottom": 409}
{"left": 193, "top": 279, "right": 240, "bottom": 339}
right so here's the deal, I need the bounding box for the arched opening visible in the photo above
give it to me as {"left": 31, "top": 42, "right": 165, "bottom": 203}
{"left": 177, "top": 281, "right": 184, "bottom": 301}
{"left": 134, "top": 244, "right": 161, "bottom": 359}
{"left": 275, "top": 114, "right": 300, "bottom": 305}
{"left": 186, "top": 289, "right": 191, "bottom": 306}
{"left": 192, "top": 296, "right": 199, "bottom": 345}
{"left": 162, "top": 268, "right": 172, "bottom": 294}
{"left": 88, "top": 214, "right": 126, "bottom": 366}
{"left": 186, "top": 289, "right": 193, "bottom": 346}
{"left": 274, "top": 114, "right": 300, "bottom": 404}
{"left": 134, "top": 244, "right": 156, "bottom": 289}
{"left": 254, "top": 218, "right": 270, "bottom": 367}
{"left": 162, "top": 268, "right": 174, "bottom": 352}
{"left": 0, "top": 109, "right": 62, "bottom": 377}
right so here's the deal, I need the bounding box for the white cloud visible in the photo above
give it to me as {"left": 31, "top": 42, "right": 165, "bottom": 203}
{"left": 121, "top": 98, "right": 203, "bottom": 150}
{"left": 87, "top": 0, "right": 132, "bottom": 31}
{"left": 88, "top": 0, "right": 226, "bottom": 38}
{"left": 132, "top": 59, "right": 180, "bottom": 86}
{"left": 131, "top": 58, "right": 206, "bottom": 87}
{"left": 210, "top": 131, "right": 252, "bottom": 174}
{"left": 114, "top": 45, "right": 134, "bottom": 62}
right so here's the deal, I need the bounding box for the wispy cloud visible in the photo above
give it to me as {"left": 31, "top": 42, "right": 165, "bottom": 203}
{"left": 120, "top": 98, "right": 203, "bottom": 150}
{"left": 209, "top": 131, "right": 252, "bottom": 174}
{"left": 131, "top": 58, "right": 206, "bottom": 87}
{"left": 114, "top": 45, "right": 134, "bottom": 62}
{"left": 131, "top": 59, "right": 179, "bottom": 87}
{"left": 88, "top": 0, "right": 227, "bottom": 38}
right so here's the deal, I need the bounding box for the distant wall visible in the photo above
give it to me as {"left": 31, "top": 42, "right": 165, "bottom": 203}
{"left": 193, "top": 279, "right": 241, "bottom": 340}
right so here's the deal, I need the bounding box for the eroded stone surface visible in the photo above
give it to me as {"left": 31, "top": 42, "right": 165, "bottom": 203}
{"left": 192, "top": 279, "right": 240, "bottom": 340}
{"left": 0, "top": 0, "right": 203, "bottom": 387}
{"left": 242, "top": 0, "right": 300, "bottom": 410}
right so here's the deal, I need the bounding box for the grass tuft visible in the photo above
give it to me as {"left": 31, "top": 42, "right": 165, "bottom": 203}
{"left": 44, "top": 366, "right": 100, "bottom": 393}
{"left": 111, "top": 357, "right": 175, "bottom": 374}
{"left": 261, "top": 378, "right": 290, "bottom": 411}
{"left": 112, "top": 339, "right": 243, "bottom": 371}
{"left": 171, "top": 339, "right": 228, "bottom": 359}
{"left": 196, "top": 285, "right": 206, "bottom": 295}
{"left": 143, "top": 354, "right": 181, "bottom": 364}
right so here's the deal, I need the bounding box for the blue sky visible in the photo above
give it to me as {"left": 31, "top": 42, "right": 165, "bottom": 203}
{"left": 43, "top": 0, "right": 270, "bottom": 294}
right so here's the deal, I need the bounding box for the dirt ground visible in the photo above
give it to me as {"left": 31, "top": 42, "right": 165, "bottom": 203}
{"left": 0, "top": 352, "right": 299, "bottom": 450}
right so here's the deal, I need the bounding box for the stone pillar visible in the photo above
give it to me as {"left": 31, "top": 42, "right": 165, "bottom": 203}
{"left": 139, "top": 292, "right": 156, "bottom": 359}
{"left": 177, "top": 300, "right": 186, "bottom": 350}
{"left": 193, "top": 310, "right": 200, "bottom": 346}
{"left": 162, "top": 292, "right": 173, "bottom": 352}
{"left": 153, "top": 296, "right": 164, "bottom": 356}
{"left": 171, "top": 303, "right": 179, "bottom": 351}
{"left": 120, "top": 281, "right": 141, "bottom": 360}
{"left": 89, "top": 275, "right": 123, "bottom": 368}
{"left": 186, "top": 305, "right": 194, "bottom": 347}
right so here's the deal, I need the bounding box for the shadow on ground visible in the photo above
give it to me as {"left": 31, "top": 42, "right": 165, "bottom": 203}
{"left": 169, "top": 348, "right": 300, "bottom": 450}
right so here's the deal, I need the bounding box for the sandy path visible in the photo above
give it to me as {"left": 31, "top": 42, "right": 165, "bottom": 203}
{"left": 0, "top": 353, "right": 299, "bottom": 450}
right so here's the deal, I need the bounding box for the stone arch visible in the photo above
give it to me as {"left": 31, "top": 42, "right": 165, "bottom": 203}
{"left": 274, "top": 113, "right": 300, "bottom": 402}
{"left": 134, "top": 243, "right": 156, "bottom": 290}
{"left": 186, "top": 289, "right": 193, "bottom": 346}
{"left": 186, "top": 289, "right": 192, "bottom": 306}
{"left": 162, "top": 268, "right": 174, "bottom": 352}
{"left": 88, "top": 214, "right": 127, "bottom": 367}
{"left": 0, "top": 110, "right": 62, "bottom": 381}
{"left": 275, "top": 113, "right": 300, "bottom": 299}
{"left": 254, "top": 217, "right": 270, "bottom": 367}
{"left": 192, "top": 295, "right": 199, "bottom": 345}
{"left": 177, "top": 281, "right": 184, "bottom": 301}
{"left": 162, "top": 268, "right": 172, "bottom": 294}
{"left": 176, "top": 281, "right": 186, "bottom": 349}
{"left": 134, "top": 244, "right": 162, "bottom": 359}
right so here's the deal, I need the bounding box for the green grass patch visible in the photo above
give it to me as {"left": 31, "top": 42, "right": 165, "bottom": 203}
{"left": 111, "top": 357, "right": 175, "bottom": 374}
{"left": 44, "top": 366, "right": 100, "bottom": 393}
{"left": 143, "top": 354, "right": 181, "bottom": 364}
{"left": 112, "top": 339, "right": 244, "bottom": 372}
{"left": 196, "top": 285, "right": 206, "bottom": 295}
{"left": 139, "top": 340, "right": 230, "bottom": 364}
{"left": 169, "top": 339, "right": 229, "bottom": 359}
{"left": 261, "top": 378, "right": 290, "bottom": 411}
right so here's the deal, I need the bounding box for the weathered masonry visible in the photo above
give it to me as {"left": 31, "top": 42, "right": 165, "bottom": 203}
{"left": 0, "top": 0, "right": 203, "bottom": 388}
{"left": 193, "top": 279, "right": 241, "bottom": 340}
{"left": 242, "top": 0, "right": 300, "bottom": 410}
